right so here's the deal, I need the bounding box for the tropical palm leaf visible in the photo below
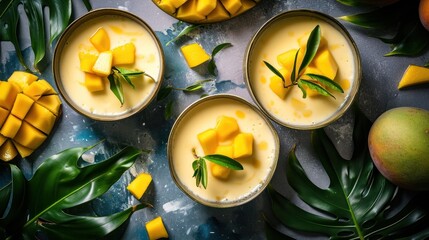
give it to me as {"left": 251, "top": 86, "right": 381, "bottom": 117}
{"left": 266, "top": 108, "right": 429, "bottom": 239}
{"left": 0, "top": 0, "right": 92, "bottom": 72}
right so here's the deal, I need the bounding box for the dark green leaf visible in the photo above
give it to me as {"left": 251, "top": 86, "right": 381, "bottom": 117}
{"left": 0, "top": 0, "right": 14, "bottom": 19}
{"left": 297, "top": 80, "right": 307, "bottom": 99}
{"left": 166, "top": 24, "right": 200, "bottom": 46}
{"left": 164, "top": 99, "right": 173, "bottom": 120}
{"left": 385, "top": 21, "right": 429, "bottom": 56}
{"left": 115, "top": 67, "right": 144, "bottom": 76}
{"left": 192, "top": 160, "right": 199, "bottom": 172}
{"left": 108, "top": 73, "right": 124, "bottom": 106}
{"left": 208, "top": 43, "right": 232, "bottom": 76}
{"left": 182, "top": 79, "right": 212, "bottom": 92}
{"left": 114, "top": 69, "right": 135, "bottom": 89}
{"left": 290, "top": 49, "right": 300, "bottom": 83}
{"left": 23, "top": 0, "right": 45, "bottom": 70}
{"left": 46, "top": 0, "right": 72, "bottom": 44}
{"left": 336, "top": 0, "right": 397, "bottom": 7}
{"left": 299, "top": 79, "right": 335, "bottom": 99}
{"left": 203, "top": 154, "right": 244, "bottom": 170}
{"left": 264, "top": 61, "right": 285, "bottom": 83}
{"left": 298, "top": 25, "right": 320, "bottom": 74}
{"left": 81, "top": 0, "right": 92, "bottom": 11}
{"left": 305, "top": 73, "right": 344, "bottom": 93}
{"left": 200, "top": 158, "right": 208, "bottom": 189}
{"left": 157, "top": 86, "right": 173, "bottom": 101}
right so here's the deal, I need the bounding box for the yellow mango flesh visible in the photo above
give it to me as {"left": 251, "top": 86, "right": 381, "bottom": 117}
{"left": 0, "top": 107, "right": 8, "bottom": 126}
{"left": 398, "top": 65, "right": 429, "bottom": 89}
{"left": 311, "top": 48, "right": 338, "bottom": 80}
{"left": 7, "top": 71, "right": 38, "bottom": 90}
{"left": 0, "top": 81, "right": 20, "bottom": 110}
{"left": 211, "top": 145, "right": 234, "bottom": 179}
{"left": 233, "top": 132, "right": 253, "bottom": 158}
{"left": 197, "top": 0, "right": 217, "bottom": 15}
{"left": 25, "top": 103, "right": 56, "bottom": 135}
{"left": 23, "top": 80, "right": 53, "bottom": 101}
{"left": 13, "top": 141, "right": 33, "bottom": 158}
{"left": 215, "top": 116, "right": 239, "bottom": 141}
{"left": 207, "top": 3, "right": 230, "bottom": 22}
{"left": 0, "top": 140, "right": 18, "bottom": 162}
{"left": 170, "top": 0, "right": 188, "bottom": 8}
{"left": 235, "top": 0, "right": 256, "bottom": 15}
{"left": 79, "top": 49, "right": 99, "bottom": 73}
{"left": 1, "top": 115, "right": 22, "bottom": 138}
{"left": 92, "top": 51, "right": 113, "bottom": 77}
{"left": 157, "top": 0, "right": 176, "bottom": 14}
{"left": 84, "top": 73, "right": 105, "bottom": 92}
{"left": 220, "top": 0, "right": 242, "bottom": 15}
{"left": 11, "top": 93, "right": 34, "bottom": 120}
{"left": 127, "top": 172, "right": 152, "bottom": 199}
{"left": 269, "top": 68, "right": 292, "bottom": 99}
{"left": 197, "top": 128, "right": 218, "bottom": 155}
{"left": 146, "top": 216, "right": 169, "bottom": 240}
{"left": 37, "top": 95, "right": 62, "bottom": 116}
{"left": 14, "top": 122, "right": 47, "bottom": 150}
{"left": 177, "top": 0, "right": 206, "bottom": 22}
{"left": 302, "top": 66, "right": 324, "bottom": 97}
{"left": 90, "top": 27, "right": 110, "bottom": 52}
{"left": 180, "top": 43, "right": 210, "bottom": 68}
{"left": 112, "top": 42, "right": 136, "bottom": 66}
{"left": 277, "top": 48, "right": 304, "bottom": 73}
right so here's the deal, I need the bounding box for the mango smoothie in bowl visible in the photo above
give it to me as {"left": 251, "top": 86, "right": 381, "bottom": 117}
{"left": 245, "top": 10, "right": 361, "bottom": 129}
{"left": 53, "top": 9, "right": 164, "bottom": 121}
{"left": 168, "top": 94, "right": 279, "bottom": 208}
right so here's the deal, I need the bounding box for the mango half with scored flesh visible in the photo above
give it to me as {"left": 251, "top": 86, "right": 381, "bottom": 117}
{"left": 0, "top": 71, "right": 62, "bottom": 161}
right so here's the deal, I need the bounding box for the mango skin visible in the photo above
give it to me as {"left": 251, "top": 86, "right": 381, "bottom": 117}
{"left": 368, "top": 107, "right": 429, "bottom": 191}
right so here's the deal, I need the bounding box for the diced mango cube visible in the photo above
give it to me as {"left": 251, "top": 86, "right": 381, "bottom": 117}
{"left": 37, "top": 95, "right": 62, "bottom": 116}
{"left": 0, "top": 140, "right": 18, "bottom": 162}
{"left": 277, "top": 49, "right": 304, "bottom": 73}
{"left": 233, "top": 133, "right": 253, "bottom": 158}
{"left": 84, "top": 73, "right": 105, "bottom": 92}
{"left": 112, "top": 42, "right": 136, "bottom": 66}
{"left": 311, "top": 48, "right": 338, "bottom": 80}
{"left": 0, "top": 107, "right": 9, "bottom": 127}
{"left": 197, "top": 128, "right": 218, "bottom": 155}
{"left": 298, "top": 33, "right": 327, "bottom": 50}
{"left": 146, "top": 216, "right": 169, "bottom": 240}
{"left": 0, "top": 81, "right": 20, "bottom": 110}
{"left": 220, "top": 0, "right": 242, "bottom": 15}
{"left": 157, "top": 0, "right": 176, "bottom": 14}
{"left": 215, "top": 144, "right": 234, "bottom": 158}
{"left": 170, "top": 0, "right": 188, "bottom": 8}
{"left": 215, "top": 116, "right": 239, "bottom": 142}
{"left": 25, "top": 103, "right": 56, "bottom": 134}
{"left": 11, "top": 93, "right": 34, "bottom": 120}
{"left": 79, "top": 49, "right": 99, "bottom": 73}
{"left": 235, "top": 0, "right": 256, "bottom": 15}
{"left": 13, "top": 141, "right": 33, "bottom": 158}
{"left": 207, "top": 2, "right": 230, "bottom": 22}
{"left": 7, "top": 71, "right": 38, "bottom": 90}
{"left": 23, "top": 80, "right": 52, "bottom": 101}
{"left": 180, "top": 43, "right": 210, "bottom": 68}
{"left": 177, "top": 0, "right": 206, "bottom": 22}
{"left": 36, "top": 80, "right": 57, "bottom": 94}
{"left": 398, "top": 65, "right": 429, "bottom": 89}
{"left": 90, "top": 27, "right": 110, "bottom": 52}
{"left": 302, "top": 66, "right": 324, "bottom": 97}
{"left": 13, "top": 122, "right": 47, "bottom": 150}
{"left": 269, "top": 68, "right": 292, "bottom": 99}
{"left": 127, "top": 172, "right": 152, "bottom": 199}
{"left": 211, "top": 145, "right": 234, "bottom": 179}
{"left": 0, "top": 134, "right": 6, "bottom": 146}
{"left": 92, "top": 51, "right": 113, "bottom": 77}
{"left": 0, "top": 114, "right": 22, "bottom": 138}
{"left": 197, "top": 0, "right": 217, "bottom": 15}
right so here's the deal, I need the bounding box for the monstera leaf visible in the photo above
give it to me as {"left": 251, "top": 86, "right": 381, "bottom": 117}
{"left": 338, "top": 0, "right": 429, "bottom": 57}
{"left": 0, "top": 0, "right": 92, "bottom": 72}
{"left": 0, "top": 144, "right": 148, "bottom": 239}
{"left": 266, "top": 109, "right": 429, "bottom": 239}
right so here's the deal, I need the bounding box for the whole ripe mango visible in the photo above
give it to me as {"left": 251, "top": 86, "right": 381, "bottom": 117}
{"left": 368, "top": 107, "right": 429, "bottom": 191}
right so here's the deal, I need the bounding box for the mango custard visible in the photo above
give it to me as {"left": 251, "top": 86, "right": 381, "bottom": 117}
{"left": 0, "top": 71, "right": 62, "bottom": 161}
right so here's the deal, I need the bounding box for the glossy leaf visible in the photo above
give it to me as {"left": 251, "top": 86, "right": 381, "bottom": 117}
{"left": 164, "top": 99, "right": 173, "bottom": 120}
{"left": 208, "top": 43, "right": 232, "bottom": 76}
{"left": 108, "top": 73, "right": 125, "bottom": 106}
{"left": 267, "top": 108, "right": 429, "bottom": 239}
{"left": 298, "top": 25, "right": 320, "bottom": 74}
{"left": 181, "top": 79, "right": 213, "bottom": 92}
{"left": 166, "top": 24, "right": 200, "bottom": 46}
{"left": 305, "top": 73, "right": 344, "bottom": 93}
{"left": 22, "top": 144, "right": 143, "bottom": 238}
{"left": 157, "top": 86, "right": 173, "bottom": 101}
{"left": 203, "top": 154, "right": 243, "bottom": 170}
{"left": 264, "top": 61, "right": 285, "bottom": 83}
{"left": 299, "top": 79, "right": 334, "bottom": 98}
{"left": 385, "top": 20, "right": 429, "bottom": 56}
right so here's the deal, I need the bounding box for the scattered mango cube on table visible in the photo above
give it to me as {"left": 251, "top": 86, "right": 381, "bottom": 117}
{"left": 180, "top": 43, "right": 210, "bottom": 68}
{"left": 146, "top": 216, "right": 169, "bottom": 240}
{"left": 398, "top": 64, "right": 429, "bottom": 89}
{"left": 127, "top": 172, "right": 153, "bottom": 200}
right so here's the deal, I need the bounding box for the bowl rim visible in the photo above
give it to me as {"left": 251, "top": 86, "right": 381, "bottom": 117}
{"left": 52, "top": 8, "right": 165, "bottom": 121}
{"left": 244, "top": 9, "right": 362, "bottom": 130}
{"left": 167, "top": 94, "right": 280, "bottom": 208}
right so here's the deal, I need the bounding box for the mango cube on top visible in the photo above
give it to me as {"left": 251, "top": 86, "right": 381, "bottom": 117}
{"left": 180, "top": 43, "right": 210, "bottom": 68}
{"left": 197, "top": 128, "right": 218, "bottom": 155}
{"left": 112, "top": 42, "right": 136, "bottom": 66}
{"left": 233, "top": 133, "right": 253, "bottom": 159}
{"left": 84, "top": 73, "right": 105, "bottom": 93}
{"left": 79, "top": 49, "right": 99, "bottom": 73}
{"left": 215, "top": 116, "right": 240, "bottom": 142}
{"left": 211, "top": 144, "right": 234, "bottom": 179}
{"left": 311, "top": 48, "right": 338, "bottom": 80}
{"left": 92, "top": 51, "right": 113, "bottom": 77}
{"left": 127, "top": 172, "right": 152, "bottom": 199}
{"left": 90, "top": 27, "right": 110, "bottom": 52}
{"left": 269, "top": 68, "right": 292, "bottom": 100}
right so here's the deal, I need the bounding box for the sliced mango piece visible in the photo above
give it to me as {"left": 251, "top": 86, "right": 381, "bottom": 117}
{"left": 90, "top": 27, "right": 110, "bottom": 52}
{"left": 146, "top": 216, "right": 169, "bottom": 240}
{"left": 23, "top": 80, "right": 52, "bottom": 101}
{"left": 180, "top": 43, "right": 210, "bottom": 68}
{"left": 84, "top": 73, "right": 105, "bottom": 92}
{"left": 0, "top": 134, "right": 6, "bottom": 146}
{"left": 269, "top": 68, "right": 292, "bottom": 99}
{"left": 0, "top": 107, "right": 9, "bottom": 126}
{"left": 92, "top": 51, "right": 113, "bottom": 77}
{"left": 302, "top": 66, "right": 324, "bottom": 97}
{"left": 127, "top": 172, "right": 152, "bottom": 199}
{"left": 197, "top": 0, "right": 217, "bottom": 16}
{"left": 277, "top": 48, "right": 304, "bottom": 73}
{"left": 207, "top": 2, "right": 230, "bottom": 22}
{"left": 0, "top": 81, "right": 20, "bottom": 110}
{"left": 13, "top": 141, "right": 33, "bottom": 158}
{"left": 215, "top": 116, "right": 239, "bottom": 141}
{"left": 36, "top": 80, "right": 57, "bottom": 94}
{"left": 14, "top": 122, "right": 47, "bottom": 150}
{"left": 170, "top": 0, "right": 188, "bottom": 8}
{"left": 0, "top": 114, "right": 22, "bottom": 138}
{"left": 398, "top": 65, "right": 429, "bottom": 89}
{"left": 0, "top": 140, "right": 18, "bottom": 162}
{"left": 25, "top": 103, "right": 56, "bottom": 135}
{"left": 112, "top": 42, "right": 136, "bottom": 66}
{"left": 37, "top": 95, "right": 62, "bottom": 116}
{"left": 177, "top": 0, "right": 206, "bottom": 22}
{"left": 211, "top": 145, "right": 234, "bottom": 179}
{"left": 11, "top": 93, "right": 34, "bottom": 120}
{"left": 235, "top": 0, "right": 256, "bottom": 15}
{"left": 79, "top": 49, "right": 99, "bottom": 73}
{"left": 7, "top": 71, "right": 38, "bottom": 90}
{"left": 311, "top": 48, "right": 338, "bottom": 80}
{"left": 197, "top": 128, "right": 218, "bottom": 155}
{"left": 220, "top": 0, "right": 242, "bottom": 15}
{"left": 157, "top": 0, "right": 176, "bottom": 14}
{"left": 233, "top": 133, "right": 253, "bottom": 158}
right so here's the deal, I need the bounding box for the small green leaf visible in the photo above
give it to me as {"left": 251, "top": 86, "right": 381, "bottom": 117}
{"left": 299, "top": 79, "right": 335, "bottom": 99}
{"left": 264, "top": 61, "right": 285, "bottom": 82}
{"left": 157, "top": 86, "right": 173, "bottom": 101}
{"left": 201, "top": 158, "right": 208, "bottom": 189}
{"left": 203, "top": 154, "right": 244, "bottom": 170}
{"left": 0, "top": 0, "right": 13, "bottom": 19}
{"left": 114, "top": 69, "right": 135, "bottom": 89}
{"left": 298, "top": 25, "right": 321, "bottom": 74}
{"left": 297, "top": 81, "right": 307, "bottom": 99}
{"left": 107, "top": 73, "right": 124, "bottom": 106}
{"left": 115, "top": 67, "right": 144, "bottom": 76}
{"left": 290, "top": 49, "right": 300, "bottom": 84}
{"left": 182, "top": 79, "right": 213, "bottom": 92}
{"left": 305, "top": 73, "right": 344, "bottom": 93}
{"left": 164, "top": 100, "right": 173, "bottom": 120}
{"left": 166, "top": 24, "right": 200, "bottom": 46}
{"left": 385, "top": 21, "right": 429, "bottom": 56}
{"left": 208, "top": 43, "right": 232, "bottom": 76}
